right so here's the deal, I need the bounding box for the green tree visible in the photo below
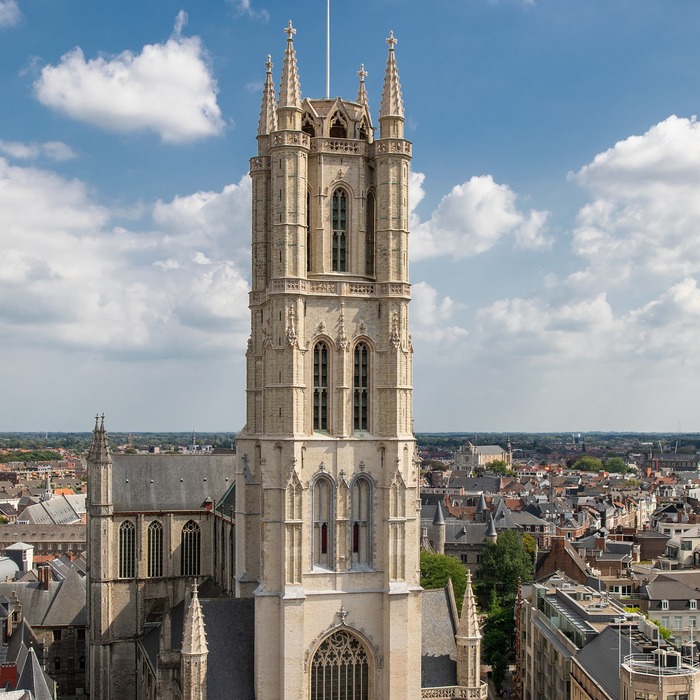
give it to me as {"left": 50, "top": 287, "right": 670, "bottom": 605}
{"left": 572, "top": 455, "right": 603, "bottom": 472}
{"left": 420, "top": 550, "right": 467, "bottom": 612}
{"left": 486, "top": 459, "right": 513, "bottom": 476}
{"left": 604, "top": 456, "right": 629, "bottom": 474}
{"left": 482, "top": 591, "right": 512, "bottom": 693}
{"left": 478, "top": 529, "right": 534, "bottom": 604}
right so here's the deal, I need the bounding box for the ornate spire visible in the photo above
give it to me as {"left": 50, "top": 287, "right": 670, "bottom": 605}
{"left": 457, "top": 570, "right": 481, "bottom": 640}
{"left": 278, "top": 20, "right": 301, "bottom": 112}
{"left": 356, "top": 64, "right": 368, "bottom": 107}
{"left": 87, "top": 414, "right": 111, "bottom": 465}
{"left": 379, "top": 31, "right": 404, "bottom": 120}
{"left": 182, "top": 580, "right": 208, "bottom": 656}
{"left": 258, "top": 55, "right": 277, "bottom": 136}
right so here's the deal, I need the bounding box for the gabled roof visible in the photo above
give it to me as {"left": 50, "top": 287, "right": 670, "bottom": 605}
{"left": 112, "top": 455, "right": 235, "bottom": 512}
{"left": 16, "top": 647, "right": 54, "bottom": 700}
{"left": 421, "top": 587, "right": 458, "bottom": 689}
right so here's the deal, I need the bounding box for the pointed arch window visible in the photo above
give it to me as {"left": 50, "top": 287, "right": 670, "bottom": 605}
{"left": 329, "top": 113, "right": 347, "bottom": 139}
{"left": 311, "top": 630, "right": 370, "bottom": 700}
{"left": 332, "top": 189, "right": 347, "bottom": 272}
{"left": 365, "top": 192, "right": 375, "bottom": 276}
{"left": 181, "top": 520, "right": 200, "bottom": 577}
{"left": 118, "top": 520, "right": 135, "bottom": 578}
{"left": 307, "top": 191, "right": 312, "bottom": 272}
{"left": 313, "top": 476, "right": 334, "bottom": 569}
{"left": 313, "top": 341, "right": 329, "bottom": 431}
{"left": 351, "top": 476, "right": 372, "bottom": 568}
{"left": 353, "top": 343, "right": 369, "bottom": 431}
{"left": 302, "top": 115, "right": 316, "bottom": 137}
{"left": 147, "top": 521, "right": 163, "bottom": 578}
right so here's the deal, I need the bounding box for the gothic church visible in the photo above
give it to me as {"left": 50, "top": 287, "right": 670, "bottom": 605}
{"left": 86, "top": 24, "right": 485, "bottom": 700}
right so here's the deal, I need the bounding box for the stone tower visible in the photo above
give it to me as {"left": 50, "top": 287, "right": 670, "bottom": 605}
{"left": 86, "top": 415, "right": 113, "bottom": 700}
{"left": 236, "top": 22, "right": 421, "bottom": 699}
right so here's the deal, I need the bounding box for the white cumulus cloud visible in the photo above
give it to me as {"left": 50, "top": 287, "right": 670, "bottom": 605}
{"left": 0, "top": 0, "right": 20, "bottom": 27}
{"left": 0, "top": 157, "right": 250, "bottom": 359}
{"left": 570, "top": 115, "right": 700, "bottom": 287}
{"left": 33, "top": 14, "right": 225, "bottom": 143}
{"left": 0, "top": 140, "right": 77, "bottom": 162}
{"left": 411, "top": 174, "right": 551, "bottom": 261}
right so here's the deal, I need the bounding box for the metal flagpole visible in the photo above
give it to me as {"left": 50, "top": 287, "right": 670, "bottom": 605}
{"left": 326, "top": 0, "right": 330, "bottom": 98}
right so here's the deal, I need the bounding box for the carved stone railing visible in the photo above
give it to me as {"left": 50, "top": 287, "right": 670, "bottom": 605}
{"left": 375, "top": 139, "right": 412, "bottom": 156}
{"left": 271, "top": 131, "right": 310, "bottom": 149}
{"left": 348, "top": 283, "right": 375, "bottom": 295}
{"left": 311, "top": 138, "right": 367, "bottom": 156}
{"left": 421, "top": 685, "right": 487, "bottom": 700}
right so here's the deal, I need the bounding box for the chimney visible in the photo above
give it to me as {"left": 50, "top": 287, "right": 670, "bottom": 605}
{"left": 38, "top": 565, "right": 51, "bottom": 591}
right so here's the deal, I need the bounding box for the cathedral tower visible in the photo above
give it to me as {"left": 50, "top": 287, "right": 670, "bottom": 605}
{"left": 236, "top": 23, "right": 421, "bottom": 699}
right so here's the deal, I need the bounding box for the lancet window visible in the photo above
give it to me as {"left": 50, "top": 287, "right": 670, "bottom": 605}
{"left": 310, "top": 630, "right": 370, "bottom": 700}
{"left": 119, "top": 520, "right": 136, "bottom": 578}
{"left": 365, "top": 192, "right": 375, "bottom": 276}
{"left": 312, "top": 476, "right": 334, "bottom": 569}
{"left": 181, "top": 520, "right": 200, "bottom": 577}
{"left": 332, "top": 189, "right": 347, "bottom": 272}
{"left": 353, "top": 343, "right": 369, "bottom": 431}
{"left": 313, "top": 341, "right": 329, "bottom": 431}
{"left": 148, "top": 521, "right": 163, "bottom": 578}
{"left": 351, "top": 476, "right": 372, "bottom": 567}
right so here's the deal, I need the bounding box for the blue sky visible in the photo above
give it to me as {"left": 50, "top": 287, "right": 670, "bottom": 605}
{"left": 2, "top": 0, "right": 700, "bottom": 432}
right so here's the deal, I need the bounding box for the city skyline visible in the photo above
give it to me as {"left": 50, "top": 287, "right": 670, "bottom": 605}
{"left": 1, "top": 0, "right": 700, "bottom": 432}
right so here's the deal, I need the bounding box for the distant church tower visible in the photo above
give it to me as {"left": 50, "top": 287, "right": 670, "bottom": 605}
{"left": 236, "top": 22, "right": 421, "bottom": 699}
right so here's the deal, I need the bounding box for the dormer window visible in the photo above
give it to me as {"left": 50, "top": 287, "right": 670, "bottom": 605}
{"left": 691, "top": 599, "right": 697, "bottom": 610}
{"left": 662, "top": 599, "right": 669, "bottom": 610}
{"left": 329, "top": 113, "right": 347, "bottom": 138}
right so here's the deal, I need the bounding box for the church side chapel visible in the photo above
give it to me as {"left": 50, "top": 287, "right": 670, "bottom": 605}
{"left": 86, "top": 24, "right": 485, "bottom": 700}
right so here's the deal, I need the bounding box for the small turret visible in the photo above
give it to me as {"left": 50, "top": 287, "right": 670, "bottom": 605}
{"left": 486, "top": 513, "right": 498, "bottom": 544}
{"left": 181, "top": 580, "right": 208, "bottom": 700}
{"left": 277, "top": 20, "right": 302, "bottom": 131}
{"left": 379, "top": 31, "right": 404, "bottom": 139}
{"left": 356, "top": 64, "right": 369, "bottom": 107}
{"left": 257, "top": 55, "right": 277, "bottom": 138}
{"left": 433, "top": 500, "right": 446, "bottom": 555}
{"left": 475, "top": 493, "right": 487, "bottom": 522}
{"left": 456, "top": 569, "right": 482, "bottom": 690}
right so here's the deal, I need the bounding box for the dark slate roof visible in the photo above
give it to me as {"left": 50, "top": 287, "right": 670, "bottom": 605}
{"left": 573, "top": 626, "right": 642, "bottom": 700}
{"left": 16, "top": 647, "right": 54, "bottom": 700}
{"left": 421, "top": 514, "right": 489, "bottom": 546}
{"left": 112, "top": 454, "right": 236, "bottom": 512}
{"left": 201, "top": 599, "right": 255, "bottom": 700}
{"left": 448, "top": 476, "right": 501, "bottom": 493}
{"left": 41, "top": 567, "right": 86, "bottom": 626}
{"left": 421, "top": 587, "right": 458, "bottom": 688}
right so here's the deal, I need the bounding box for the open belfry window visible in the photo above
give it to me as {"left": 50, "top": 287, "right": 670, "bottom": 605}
{"left": 329, "top": 113, "right": 347, "bottom": 138}
{"left": 119, "top": 520, "right": 135, "bottom": 578}
{"left": 312, "top": 476, "right": 334, "bottom": 568}
{"left": 302, "top": 114, "right": 315, "bottom": 137}
{"left": 353, "top": 343, "right": 369, "bottom": 431}
{"left": 332, "top": 189, "right": 347, "bottom": 272}
{"left": 313, "top": 341, "right": 329, "bottom": 431}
